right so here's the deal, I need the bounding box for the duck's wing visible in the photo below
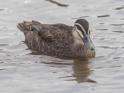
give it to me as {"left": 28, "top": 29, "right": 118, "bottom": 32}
{"left": 51, "top": 23, "right": 73, "bottom": 31}
{"left": 17, "top": 20, "right": 75, "bottom": 57}
{"left": 17, "top": 20, "right": 55, "bottom": 42}
{"left": 17, "top": 20, "right": 73, "bottom": 42}
{"left": 17, "top": 20, "right": 42, "bottom": 33}
{"left": 46, "top": 23, "right": 74, "bottom": 43}
{"left": 17, "top": 20, "right": 73, "bottom": 34}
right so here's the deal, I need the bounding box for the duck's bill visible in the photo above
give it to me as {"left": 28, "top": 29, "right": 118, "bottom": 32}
{"left": 82, "top": 35, "right": 95, "bottom": 52}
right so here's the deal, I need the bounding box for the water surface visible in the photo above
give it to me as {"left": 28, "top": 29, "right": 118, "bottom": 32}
{"left": 0, "top": 0, "right": 124, "bottom": 93}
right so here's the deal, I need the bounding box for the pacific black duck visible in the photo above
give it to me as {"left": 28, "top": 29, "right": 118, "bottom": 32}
{"left": 17, "top": 19, "right": 95, "bottom": 59}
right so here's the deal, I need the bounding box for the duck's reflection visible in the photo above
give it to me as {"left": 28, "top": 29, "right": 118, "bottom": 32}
{"left": 72, "top": 59, "right": 96, "bottom": 83}
{"left": 41, "top": 58, "right": 96, "bottom": 83}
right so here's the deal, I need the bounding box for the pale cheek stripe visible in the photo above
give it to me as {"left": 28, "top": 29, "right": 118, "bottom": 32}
{"left": 75, "top": 23, "right": 89, "bottom": 36}
{"left": 76, "top": 28, "right": 84, "bottom": 38}
{"left": 74, "top": 27, "right": 83, "bottom": 39}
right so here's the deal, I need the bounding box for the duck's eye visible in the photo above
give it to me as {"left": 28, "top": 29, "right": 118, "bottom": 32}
{"left": 89, "top": 31, "right": 91, "bottom": 34}
{"left": 88, "top": 30, "right": 90, "bottom": 35}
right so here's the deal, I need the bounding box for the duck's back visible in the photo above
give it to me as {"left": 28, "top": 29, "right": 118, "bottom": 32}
{"left": 17, "top": 20, "right": 75, "bottom": 58}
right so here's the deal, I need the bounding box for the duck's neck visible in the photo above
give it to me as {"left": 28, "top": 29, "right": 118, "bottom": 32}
{"left": 72, "top": 29, "right": 95, "bottom": 58}
{"left": 71, "top": 29, "right": 84, "bottom": 57}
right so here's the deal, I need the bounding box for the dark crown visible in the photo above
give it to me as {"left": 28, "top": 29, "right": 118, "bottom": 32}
{"left": 75, "top": 19, "right": 89, "bottom": 34}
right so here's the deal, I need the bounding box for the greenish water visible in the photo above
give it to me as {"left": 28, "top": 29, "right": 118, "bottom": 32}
{"left": 0, "top": 0, "right": 124, "bottom": 93}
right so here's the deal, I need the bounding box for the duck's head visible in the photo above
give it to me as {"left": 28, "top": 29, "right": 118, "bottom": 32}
{"left": 73, "top": 19, "right": 95, "bottom": 57}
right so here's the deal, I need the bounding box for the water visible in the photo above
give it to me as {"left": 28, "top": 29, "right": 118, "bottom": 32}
{"left": 0, "top": 0, "right": 124, "bottom": 93}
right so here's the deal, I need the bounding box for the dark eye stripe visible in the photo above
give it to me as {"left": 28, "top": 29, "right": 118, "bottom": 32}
{"left": 87, "top": 28, "right": 90, "bottom": 34}
{"left": 76, "top": 25, "right": 84, "bottom": 35}
{"left": 75, "top": 23, "right": 88, "bottom": 36}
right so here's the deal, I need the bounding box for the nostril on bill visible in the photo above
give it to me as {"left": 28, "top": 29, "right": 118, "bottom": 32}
{"left": 90, "top": 47, "right": 95, "bottom": 51}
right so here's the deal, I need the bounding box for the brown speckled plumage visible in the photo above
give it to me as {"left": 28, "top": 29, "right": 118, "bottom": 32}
{"left": 17, "top": 20, "right": 95, "bottom": 59}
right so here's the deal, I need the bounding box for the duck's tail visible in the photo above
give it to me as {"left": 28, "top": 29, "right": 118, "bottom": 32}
{"left": 17, "top": 20, "right": 42, "bottom": 34}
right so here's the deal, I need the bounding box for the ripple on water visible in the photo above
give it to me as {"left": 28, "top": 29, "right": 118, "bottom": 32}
{"left": 110, "top": 24, "right": 124, "bottom": 26}
{"left": 112, "top": 31, "right": 124, "bottom": 33}
{"left": 115, "top": 6, "right": 124, "bottom": 10}
{"left": 97, "top": 14, "right": 110, "bottom": 18}
{"left": 0, "top": 9, "right": 5, "bottom": 11}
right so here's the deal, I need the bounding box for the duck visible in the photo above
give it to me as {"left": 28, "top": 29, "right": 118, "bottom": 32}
{"left": 17, "top": 19, "right": 95, "bottom": 59}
